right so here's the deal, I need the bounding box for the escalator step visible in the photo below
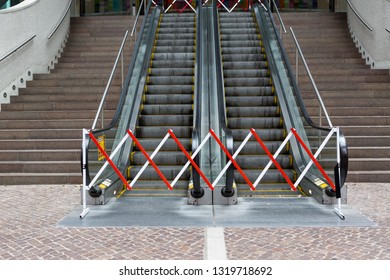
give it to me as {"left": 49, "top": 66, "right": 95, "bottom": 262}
{"left": 224, "top": 69, "right": 268, "bottom": 78}
{"left": 222, "top": 47, "right": 263, "bottom": 55}
{"left": 134, "top": 138, "right": 191, "bottom": 152}
{"left": 151, "top": 60, "right": 194, "bottom": 68}
{"left": 234, "top": 169, "right": 296, "bottom": 184}
{"left": 141, "top": 104, "right": 193, "bottom": 115}
{"left": 223, "top": 53, "right": 267, "bottom": 62}
{"left": 231, "top": 129, "right": 285, "bottom": 141}
{"left": 226, "top": 96, "right": 275, "bottom": 107}
{"left": 139, "top": 115, "right": 192, "bottom": 126}
{"left": 136, "top": 126, "right": 192, "bottom": 138}
{"left": 147, "top": 76, "right": 193, "bottom": 85}
{"left": 228, "top": 117, "right": 282, "bottom": 129}
{"left": 224, "top": 77, "right": 271, "bottom": 87}
{"left": 128, "top": 165, "right": 190, "bottom": 180}
{"left": 222, "top": 61, "right": 268, "bottom": 69}
{"left": 153, "top": 46, "right": 195, "bottom": 53}
{"left": 233, "top": 140, "right": 289, "bottom": 155}
{"left": 235, "top": 155, "right": 292, "bottom": 169}
{"left": 132, "top": 151, "right": 189, "bottom": 166}
{"left": 144, "top": 94, "right": 193, "bottom": 104}
{"left": 225, "top": 86, "right": 273, "bottom": 96}
{"left": 227, "top": 107, "right": 279, "bottom": 117}
{"left": 148, "top": 67, "right": 194, "bottom": 76}
{"left": 145, "top": 85, "right": 193, "bottom": 94}
{"left": 152, "top": 53, "right": 195, "bottom": 61}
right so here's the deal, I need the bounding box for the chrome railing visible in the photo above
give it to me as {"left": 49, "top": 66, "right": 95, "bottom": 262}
{"left": 290, "top": 27, "right": 333, "bottom": 129}
{"left": 47, "top": 0, "right": 72, "bottom": 39}
{"left": 0, "top": 34, "right": 36, "bottom": 62}
{"left": 131, "top": 0, "right": 145, "bottom": 38}
{"left": 91, "top": 30, "right": 129, "bottom": 130}
{"left": 386, "top": 28, "right": 390, "bottom": 34}
{"left": 346, "top": 0, "right": 373, "bottom": 31}
{"left": 270, "top": 0, "right": 287, "bottom": 35}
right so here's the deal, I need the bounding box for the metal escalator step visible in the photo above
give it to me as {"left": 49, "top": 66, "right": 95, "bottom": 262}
{"left": 224, "top": 77, "right": 271, "bottom": 87}
{"left": 237, "top": 185, "right": 301, "bottom": 197}
{"left": 225, "top": 86, "right": 273, "bottom": 96}
{"left": 220, "top": 28, "right": 257, "bottom": 35}
{"left": 134, "top": 138, "right": 191, "bottom": 152}
{"left": 222, "top": 53, "right": 267, "bottom": 62}
{"left": 158, "top": 28, "right": 195, "bottom": 34}
{"left": 151, "top": 60, "right": 194, "bottom": 68}
{"left": 222, "top": 47, "right": 263, "bottom": 55}
{"left": 233, "top": 140, "right": 289, "bottom": 155}
{"left": 141, "top": 104, "right": 193, "bottom": 115}
{"left": 235, "top": 155, "right": 292, "bottom": 169}
{"left": 152, "top": 53, "right": 195, "bottom": 61}
{"left": 220, "top": 22, "right": 256, "bottom": 29}
{"left": 136, "top": 126, "right": 191, "bottom": 138}
{"left": 232, "top": 129, "right": 285, "bottom": 141}
{"left": 234, "top": 169, "right": 296, "bottom": 184}
{"left": 228, "top": 117, "right": 282, "bottom": 129}
{"left": 159, "top": 22, "right": 195, "bottom": 28}
{"left": 147, "top": 76, "right": 193, "bottom": 85}
{"left": 221, "top": 40, "right": 261, "bottom": 48}
{"left": 224, "top": 69, "right": 268, "bottom": 78}
{"left": 138, "top": 115, "right": 192, "bottom": 126}
{"left": 128, "top": 165, "right": 190, "bottom": 180}
{"left": 145, "top": 85, "right": 193, "bottom": 94}
{"left": 156, "top": 39, "right": 195, "bottom": 47}
{"left": 220, "top": 34, "right": 259, "bottom": 41}
{"left": 157, "top": 33, "right": 195, "bottom": 40}
{"left": 226, "top": 96, "right": 275, "bottom": 107}
{"left": 144, "top": 94, "right": 193, "bottom": 104}
{"left": 227, "top": 107, "right": 279, "bottom": 117}
{"left": 132, "top": 151, "right": 189, "bottom": 166}
{"left": 153, "top": 46, "right": 195, "bottom": 53}
{"left": 222, "top": 61, "right": 268, "bottom": 69}
{"left": 148, "top": 67, "right": 194, "bottom": 76}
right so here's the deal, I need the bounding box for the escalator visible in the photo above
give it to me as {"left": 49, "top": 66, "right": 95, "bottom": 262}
{"left": 127, "top": 12, "right": 196, "bottom": 196}
{"left": 219, "top": 11, "right": 298, "bottom": 197}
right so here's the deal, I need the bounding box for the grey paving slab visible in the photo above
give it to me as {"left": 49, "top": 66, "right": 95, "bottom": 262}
{"left": 58, "top": 196, "right": 376, "bottom": 228}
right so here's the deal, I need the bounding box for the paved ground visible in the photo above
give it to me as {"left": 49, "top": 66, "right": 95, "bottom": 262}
{"left": 0, "top": 183, "right": 389, "bottom": 260}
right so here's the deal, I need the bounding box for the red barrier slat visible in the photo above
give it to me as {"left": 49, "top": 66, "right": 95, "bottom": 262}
{"left": 127, "top": 130, "right": 173, "bottom": 191}
{"left": 209, "top": 129, "right": 256, "bottom": 191}
{"left": 290, "top": 128, "right": 336, "bottom": 191}
{"left": 250, "top": 128, "right": 296, "bottom": 191}
{"left": 89, "top": 131, "right": 132, "bottom": 190}
{"left": 168, "top": 130, "right": 214, "bottom": 191}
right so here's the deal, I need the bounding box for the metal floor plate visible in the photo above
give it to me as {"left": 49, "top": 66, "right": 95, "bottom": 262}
{"left": 57, "top": 197, "right": 376, "bottom": 228}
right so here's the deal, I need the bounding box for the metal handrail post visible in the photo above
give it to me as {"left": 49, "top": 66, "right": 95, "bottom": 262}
{"left": 92, "top": 30, "right": 129, "bottom": 130}
{"left": 131, "top": 0, "right": 145, "bottom": 38}
{"left": 270, "top": 0, "right": 286, "bottom": 37}
{"left": 290, "top": 27, "right": 333, "bottom": 128}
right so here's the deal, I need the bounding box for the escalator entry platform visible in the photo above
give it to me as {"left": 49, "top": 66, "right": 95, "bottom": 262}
{"left": 58, "top": 196, "right": 375, "bottom": 228}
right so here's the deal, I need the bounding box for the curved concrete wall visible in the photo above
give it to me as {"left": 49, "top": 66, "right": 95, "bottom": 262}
{"left": 0, "top": 0, "right": 71, "bottom": 105}
{"left": 347, "top": 0, "right": 390, "bottom": 69}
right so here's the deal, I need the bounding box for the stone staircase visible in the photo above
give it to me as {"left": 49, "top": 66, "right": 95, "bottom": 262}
{"left": 0, "top": 15, "right": 136, "bottom": 185}
{"left": 280, "top": 12, "right": 390, "bottom": 182}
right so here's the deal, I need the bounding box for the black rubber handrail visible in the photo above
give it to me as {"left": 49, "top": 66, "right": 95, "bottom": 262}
{"left": 212, "top": 0, "right": 234, "bottom": 196}
{"left": 191, "top": 3, "right": 204, "bottom": 198}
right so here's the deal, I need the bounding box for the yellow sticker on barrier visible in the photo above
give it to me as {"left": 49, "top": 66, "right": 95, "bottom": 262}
{"left": 97, "top": 135, "right": 106, "bottom": 161}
